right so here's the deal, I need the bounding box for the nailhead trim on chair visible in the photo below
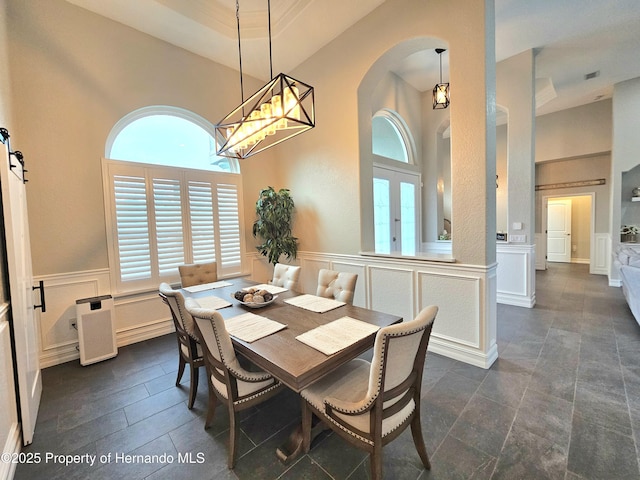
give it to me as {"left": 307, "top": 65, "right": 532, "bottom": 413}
{"left": 324, "top": 323, "right": 428, "bottom": 416}
{"left": 321, "top": 406, "right": 415, "bottom": 446}
{"left": 174, "top": 296, "right": 201, "bottom": 342}
{"left": 211, "top": 375, "right": 281, "bottom": 405}
{"left": 208, "top": 314, "right": 274, "bottom": 383}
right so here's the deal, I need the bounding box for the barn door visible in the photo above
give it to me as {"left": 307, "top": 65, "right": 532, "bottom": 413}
{"left": 0, "top": 128, "right": 42, "bottom": 445}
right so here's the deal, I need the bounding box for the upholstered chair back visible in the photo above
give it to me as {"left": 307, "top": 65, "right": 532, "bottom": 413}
{"left": 316, "top": 269, "right": 358, "bottom": 304}
{"left": 178, "top": 262, "right": 217, "bottom": 288}
{"left": 183, "top": 298, "right": 282, "bottom": 469}
{"left": 270, "top": 263, "right": 301, "bottom": 291}
{"left": 368, "top": 305, "right": 437, "bottom": 406}
{"left": 184, "top": 298, "right": 278, "bottom": 402}
{"left": 159, "top": 282, "right": 197, "bottom": 339}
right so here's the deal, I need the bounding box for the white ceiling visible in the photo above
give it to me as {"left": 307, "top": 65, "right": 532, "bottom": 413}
{"left": 66, "top": 0, "right": 640, "bottom": 117}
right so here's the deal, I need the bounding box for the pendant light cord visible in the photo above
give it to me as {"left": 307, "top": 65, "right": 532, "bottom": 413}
{"left": 268, "top": 0, "right": 273, "bottom": 79}
{"left": 236, "top": 0, "right": 245, "bottom": 110}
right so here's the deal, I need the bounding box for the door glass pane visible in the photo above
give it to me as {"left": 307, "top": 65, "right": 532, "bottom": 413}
{"left": 400, "top": 182, "right": 416, "bottom": 255}
{"left": 373, "top": 178, "right": 391, "bottom": 253}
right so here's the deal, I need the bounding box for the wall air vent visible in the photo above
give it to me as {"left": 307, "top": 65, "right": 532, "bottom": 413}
{"left": 584, "top": 71, "right": 600, "bottom": 80}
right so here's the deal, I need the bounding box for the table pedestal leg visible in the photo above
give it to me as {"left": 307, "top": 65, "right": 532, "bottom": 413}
{"left": 276, "top": 415, "right": 327, "bottom": 464}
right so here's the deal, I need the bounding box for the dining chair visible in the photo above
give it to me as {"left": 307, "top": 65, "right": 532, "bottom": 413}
{"left": 158, "top": 282, "right": 203, "bottom": 409}
{"left": 300, "top": 305, "right": 438, "bottom": 480}
{"left": 269, "top": 263, "right": 301, "bottom": 292}
{"left": 316, "top": 269, "right": 358, "bottom": 304}
{"left": 178, "top": 261, "right": 218, "bottom": 288}
{"left": 184, "top": 297, "right": 285, "bottom": 469}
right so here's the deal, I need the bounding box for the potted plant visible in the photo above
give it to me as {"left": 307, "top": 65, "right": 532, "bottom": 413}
{"left": 621, "top": 224, "right": 640, "bottom": 243}
{"left": 252, "top": 186, "right": 299, "bottom": 265}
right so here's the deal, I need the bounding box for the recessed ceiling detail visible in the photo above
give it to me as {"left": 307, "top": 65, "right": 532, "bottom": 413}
{"left": 155, "top": 0, "right": 311, "bottom": 39}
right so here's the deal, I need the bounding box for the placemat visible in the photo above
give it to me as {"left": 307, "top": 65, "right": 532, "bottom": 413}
{"left": 284, "top": 294, "right": 345, "bottom": 313}
{"left": 183, "top": 280, "right": 233, "bottom": 293}
{"left": 295, "top": 316, "right": 380, "bottom": 355}
{"left": 225, "top": 312, "right": 287, "bottom": 343}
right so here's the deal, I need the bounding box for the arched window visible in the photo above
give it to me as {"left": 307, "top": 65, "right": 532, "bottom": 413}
{"left": 103, "top": 106, "right": 244, "bottom": 292}
{"left": 106, "top": 106, "right": 238, "bottom": 172}
{"left": 372, "top": 109, "right": 415, "bottom": 164}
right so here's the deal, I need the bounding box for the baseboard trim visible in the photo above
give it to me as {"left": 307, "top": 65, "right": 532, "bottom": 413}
{"left": 497, "top": 291, "right": 536, "bottom": 308}
{"left": 428, "top": 337, "right": 498, "bottom": 369}
{"left": 1, "top": 422, "right": 21, "bottom": 480}
{"left": 40, "top": 318, "right": 175, "bottom": 368}
{"left": 571, "top": 258, "right": 590, "bottom": 264}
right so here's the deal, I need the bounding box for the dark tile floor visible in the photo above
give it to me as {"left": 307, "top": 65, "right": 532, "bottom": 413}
{"left": 14, "top": 263, "right": 640, "bottom": 479}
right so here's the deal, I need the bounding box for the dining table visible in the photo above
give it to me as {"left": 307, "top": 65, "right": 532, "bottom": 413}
{"left": 182, "top": 276, "right": 402, "bottom": 463}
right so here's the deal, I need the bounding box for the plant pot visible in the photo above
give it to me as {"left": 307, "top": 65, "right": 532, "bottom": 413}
{"left": 622, "top": 233, "right": 638, "bottom": 243}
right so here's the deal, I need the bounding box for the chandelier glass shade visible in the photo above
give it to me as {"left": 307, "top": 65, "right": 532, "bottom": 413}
{"left": 214, "top": 0, "right": 315, "bottom": 159}
{"left": 432, "top": 48, "right": 450, "bottom": 110}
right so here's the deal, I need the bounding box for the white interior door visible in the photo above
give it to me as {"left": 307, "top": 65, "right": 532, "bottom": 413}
{"left": 547, "top": 198, "right": 572, "bottom": 263}
{"left": 0, "top": 136, "right": 41, "bottom": 445}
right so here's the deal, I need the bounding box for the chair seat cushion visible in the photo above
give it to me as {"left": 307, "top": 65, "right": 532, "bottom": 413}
{"left": 212, "top": 373, "right": 278, "bottom": 403}
{"left": 301, "top": 359, "right": 414, "bottom": 441}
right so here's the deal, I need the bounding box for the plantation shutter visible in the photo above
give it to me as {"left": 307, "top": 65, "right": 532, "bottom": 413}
{"left": 113, "top": 174, "right": 152, "bottom": 282}
{"left": 217, "top": 183, "right": 242, "bottom": 275}
{"left": 152, "top": 177, "right": 185, "bottom": 276}
{"left": 188, "top": 181, "right": 216, "bottom": 264}
{"left": 104, "top": 160, "right": 245, "bottom": 292}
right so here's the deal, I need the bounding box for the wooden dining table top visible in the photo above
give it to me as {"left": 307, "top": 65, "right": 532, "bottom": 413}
{"left": 183, "top": 277, "right": 402, "bottom": 392}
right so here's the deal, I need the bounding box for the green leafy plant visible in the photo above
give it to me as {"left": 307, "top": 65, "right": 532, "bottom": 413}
{"left": 252, "top": 187, "right": 298, "bottom": 265}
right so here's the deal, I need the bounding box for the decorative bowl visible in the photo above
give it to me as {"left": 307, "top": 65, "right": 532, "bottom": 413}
{"left": 231, "top": 293, "right": 277, "bottom": 309}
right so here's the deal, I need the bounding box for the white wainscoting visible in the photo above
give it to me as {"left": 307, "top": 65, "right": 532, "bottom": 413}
{"left": 39, "top": 252, "right": 499, "bottom": 370}
{"left": 591, "top": 233, "right": 610, "bottom": 275}
{"left": 496, "top": 243, "right": 536, "bottom": 308}
{"left": 35, "top": 269, "right": 173, "bottom": 368}
{"left": 267, "top": 252, "right": 498, "bottom": 369}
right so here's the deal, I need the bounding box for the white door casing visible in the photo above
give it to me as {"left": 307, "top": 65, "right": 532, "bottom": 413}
{"left": 547, "top": 198, "right": 572, "bottom": 263}
{"left": 0, "top": 132, "right": 41, "bottom": 445}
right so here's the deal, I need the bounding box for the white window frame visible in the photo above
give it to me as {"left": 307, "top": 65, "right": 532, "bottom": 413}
{"left": 102, "top": 158, "right": 245, "bottom": 294}
{"left": 372, "top": 109, "right": 417, "bottom": 165}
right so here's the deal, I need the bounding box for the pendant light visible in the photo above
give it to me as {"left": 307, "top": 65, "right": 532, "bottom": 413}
{"left": 214, "top": 0, "right": 315, "bottom": 159}
{"left": 432, "top": 48, "right": 450, "bottom": 110}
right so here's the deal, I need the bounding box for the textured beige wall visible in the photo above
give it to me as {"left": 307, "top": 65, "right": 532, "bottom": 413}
{"left": 6, "top": 0, "right": 272, "bottom": 276}
{"left": 496, "top": 50, "right": 535, "bottom": 244}
{"left": 7, "top": 0, "right": 497, "bottom": 277}
{"left": 536, "top": 100, "right": 612, "bottom": 162}
{"left": 279, "top": 0, "right": 496, "bottom": 265}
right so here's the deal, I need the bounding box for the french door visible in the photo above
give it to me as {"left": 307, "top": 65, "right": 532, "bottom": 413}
{"left": 373, "top": 166, "right": 420, "bottom": 255}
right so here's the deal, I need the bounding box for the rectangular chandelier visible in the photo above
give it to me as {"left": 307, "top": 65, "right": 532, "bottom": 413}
{"left": 215, "top": 73, "right": 315, "bottom": 159}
